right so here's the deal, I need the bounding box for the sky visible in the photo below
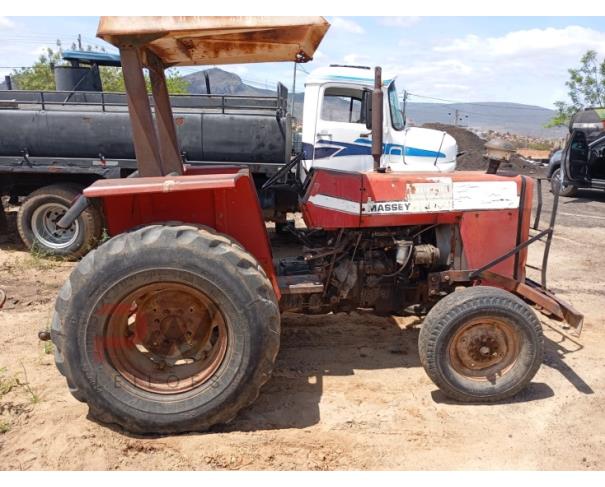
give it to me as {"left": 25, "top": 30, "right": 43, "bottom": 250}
{"left": 1, "top": 16, "right": 605, "bottom": 109}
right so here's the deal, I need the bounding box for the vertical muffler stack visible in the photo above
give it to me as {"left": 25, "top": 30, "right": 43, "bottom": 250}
{"left": 372, "top": 66, "right": 383, "bottom": 172}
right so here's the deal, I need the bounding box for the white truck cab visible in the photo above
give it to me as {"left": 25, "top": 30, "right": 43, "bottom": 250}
{"left": 301, "top": 65, "right": 457, "bottom": 173}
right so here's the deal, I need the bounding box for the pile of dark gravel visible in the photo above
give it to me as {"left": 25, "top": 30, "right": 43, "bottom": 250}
{"left": 422, "top": 123, "right": 547, "bottom": 177}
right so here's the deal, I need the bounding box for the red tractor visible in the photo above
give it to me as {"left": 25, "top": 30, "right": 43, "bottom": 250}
{"left": 46, "top": 17, "right": 583, "bottom": 434}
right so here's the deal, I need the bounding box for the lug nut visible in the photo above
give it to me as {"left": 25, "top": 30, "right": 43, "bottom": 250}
{"left": 38, "top": 330, "right": 51, "bottom": 341}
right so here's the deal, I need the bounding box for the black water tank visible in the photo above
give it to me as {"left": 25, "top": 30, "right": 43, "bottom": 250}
{"left": 54, "top": 66, "right": 102, "bottom": 92}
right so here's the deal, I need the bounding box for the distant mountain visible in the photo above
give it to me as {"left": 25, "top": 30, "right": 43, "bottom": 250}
{"left": 183, "top": 68, "right": 275, "bottom": 96}
{"left": 404, "top": 102, "right": 566, "bottom": 139}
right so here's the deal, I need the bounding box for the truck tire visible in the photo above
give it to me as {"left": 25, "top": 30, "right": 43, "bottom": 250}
{"left": 418, "top": 286, "right": 543, "bottom": 403}
{"left": 550, "top": 167, "right": 577, "bottom": 197}
{"left": 51, "top": 224, "right": 280, "bottom": 434}
{"left": 17, "top": 183, "right": 102, "bottom": 259}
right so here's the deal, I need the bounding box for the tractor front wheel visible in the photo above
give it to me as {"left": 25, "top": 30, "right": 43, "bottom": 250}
{"left": 51, "top": 224, "right": 280, "bottom": 434}
{"left": 419, "top": 286, "right": 543, "bottom": 402}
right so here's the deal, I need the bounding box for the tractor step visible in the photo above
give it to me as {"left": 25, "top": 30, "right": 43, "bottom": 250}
{"left": 278, "top": 274, "right": 324, "bottom": 295}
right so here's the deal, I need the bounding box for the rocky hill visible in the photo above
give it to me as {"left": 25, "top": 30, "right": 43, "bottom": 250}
{"left": 183, "top": 68, "right": 274, "bottom": 96}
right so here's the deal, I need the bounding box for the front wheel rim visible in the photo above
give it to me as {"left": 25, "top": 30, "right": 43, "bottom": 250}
{"left": 448, "top": 317, "right": 520, "bottom": 381}
{"left": 104, "top": 282, "right": 229, "bottom": 394}
{"left": 31, "top": 203, "right": 79, "bottom": 250}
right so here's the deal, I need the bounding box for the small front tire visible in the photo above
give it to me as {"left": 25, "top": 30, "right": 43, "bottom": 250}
{"left": 418, "top": 286, "right": 544, "bottom": 402}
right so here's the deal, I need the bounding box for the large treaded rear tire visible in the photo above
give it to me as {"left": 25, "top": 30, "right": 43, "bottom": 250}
{"left": 17, "top": 183, "right": 102, "bottom": 260}
{"left": 51, "top": 223, "right": 280, "bottom": 434}
{"left": 419, "top": 286, "right": 543, "bottom": 403}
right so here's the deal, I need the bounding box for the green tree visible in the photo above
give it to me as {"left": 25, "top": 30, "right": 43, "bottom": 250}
{"left": 99, "top": 67, "right": 190, "bottom": 94}
{"left": 160, "top": 70, "right": 190, "bottom": 95}
{"left": 11, "top": 48, "right": 62, "bottom": 90}
{"left": 548, "top": 50, "right": 605, "bottom": 127}
{"left": 11, "top": 46, "right": 189, "bottom": 94}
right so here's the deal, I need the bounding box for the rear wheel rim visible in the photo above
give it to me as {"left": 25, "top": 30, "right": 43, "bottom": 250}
{"left": 31, "top": 202, "right": 79, "bottom": 250}
{"left": 448, "top": 317, "right": 520, "bottom": 381}
{"left": 105, "top": 282, "right": 228, "bottom": 394}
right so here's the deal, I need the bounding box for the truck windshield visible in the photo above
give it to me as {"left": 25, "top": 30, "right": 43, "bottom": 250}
{"left": 388, "top": 80, "right": 405, "bottom": 131}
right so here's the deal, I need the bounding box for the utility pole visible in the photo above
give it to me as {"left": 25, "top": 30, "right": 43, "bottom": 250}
{"left": 77, "top": 34, "right": 83, "bottom": 51}
{"left": 448, "top": 109, "right": 469, "bottom": 127}
{"left": 290, "top": 61, "right": 297, "bottom": 116}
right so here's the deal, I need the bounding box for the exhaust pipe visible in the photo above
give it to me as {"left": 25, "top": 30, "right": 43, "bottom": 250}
{"left": 372, "top": 67, "right": 383, "bottom": 172}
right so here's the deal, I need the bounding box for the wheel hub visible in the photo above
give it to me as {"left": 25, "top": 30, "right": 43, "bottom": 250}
{"left": 105, "top": 282, "right": 228, "bottom": 394}
{"left": 449, "top": 317, "right": 520, "bottom": 380}
{"left": 31, "top": 203, "right": 79, "bottom": 249}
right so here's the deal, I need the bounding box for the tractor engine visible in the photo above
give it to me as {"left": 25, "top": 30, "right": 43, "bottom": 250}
{"left": 280, "top": 227, "right": 445, "bottom": 315}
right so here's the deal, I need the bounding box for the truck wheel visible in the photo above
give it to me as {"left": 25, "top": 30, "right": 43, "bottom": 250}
{"left": 17, "top": 183, "right": 102, "bottom": 259}
{"left": 550, "top": 168, "right": 577, "bottom": 197}
{"left": 418, "top": 286, "right": 543, "bottom": 402}
{"left": 51, "top": 224, "right": 280, "bottom": 434}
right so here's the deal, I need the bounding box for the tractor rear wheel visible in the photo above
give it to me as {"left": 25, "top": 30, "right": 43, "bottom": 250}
{"left": 418, "top": 286, "right": 543, "bottom": 402}
{"left": 51, "top": 224, "right": 280, "bottom": 434}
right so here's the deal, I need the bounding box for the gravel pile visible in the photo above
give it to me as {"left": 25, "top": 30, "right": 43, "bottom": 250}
{"left": 422, "top": 123, "right": 548, "bottom": 177}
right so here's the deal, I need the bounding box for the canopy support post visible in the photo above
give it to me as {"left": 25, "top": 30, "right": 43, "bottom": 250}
{"left": 119, "top": 45, "right": 164, "bottom": 177}
{"left": 148, "top": 51, "right": 183, "bottom": 175}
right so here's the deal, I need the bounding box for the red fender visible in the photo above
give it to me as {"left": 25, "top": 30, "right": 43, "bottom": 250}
{"left": 83, "top": 167, "right": 279, "bottom": 297}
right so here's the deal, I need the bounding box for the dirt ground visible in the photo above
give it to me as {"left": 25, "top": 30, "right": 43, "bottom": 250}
{"left": 0, "top": 185, "right": 604, "bottom": 470}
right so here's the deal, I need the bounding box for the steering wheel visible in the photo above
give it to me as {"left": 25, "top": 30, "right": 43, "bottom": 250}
{"left": 261, "top": 152, "right": 304, "bottom": 191}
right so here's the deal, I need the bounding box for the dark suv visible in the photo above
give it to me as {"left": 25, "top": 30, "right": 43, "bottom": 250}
{"left": 549, "top": 107, "right": 605, "bottom": 196}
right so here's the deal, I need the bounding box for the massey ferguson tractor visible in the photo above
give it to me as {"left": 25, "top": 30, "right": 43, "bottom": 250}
{"left": 45, "top": 16, "right": 584, "bottom": 434}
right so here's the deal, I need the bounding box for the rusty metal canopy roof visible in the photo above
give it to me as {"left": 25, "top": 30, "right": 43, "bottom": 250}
{"left": 97, "top": 16, "right": 330, "bottom": 66}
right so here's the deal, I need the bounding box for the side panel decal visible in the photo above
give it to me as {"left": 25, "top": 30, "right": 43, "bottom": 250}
{"left": 308, "top": 180, "right": 520, "bottom": 215}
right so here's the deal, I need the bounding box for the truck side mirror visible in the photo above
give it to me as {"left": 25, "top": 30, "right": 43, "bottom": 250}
{"left": 362, "top": 90, "right": 372, "bottom": 129}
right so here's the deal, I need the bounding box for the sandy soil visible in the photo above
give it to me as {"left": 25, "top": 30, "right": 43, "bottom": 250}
{"left": 0, "top": 187, "right": 604, "bottom": 471}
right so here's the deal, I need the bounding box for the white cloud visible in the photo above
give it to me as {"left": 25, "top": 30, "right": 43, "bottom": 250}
{"left": 434, "top": 26, "right": 605, "bottom": 57}
{"left": 398, "top": 39, "right": 417, "bottom": 48}
{"left": 409, "top": 25, "right": 605, "bottom": 106}
{"left": 389, "top": 59, "right": 475, "bottom": 78}
{"left": 30, "top": 45, "right": 50, "bottom": 56}
{"left": 330, "top": 17, "right": 364, "bottom": 34}
{"left": 343, "top": 53, "right": 369, "bottom": 65}
{"left": 227, "top": 65, "right": 248, "bottom": 75}
{"left": 0, "top": 17, "right": 15, "bottom": 29}
{"left": 379, "top": 17, "right": 421, "bottom": 28}
{"left": 433, "top": 83, "right": 472, "bottom": 93}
